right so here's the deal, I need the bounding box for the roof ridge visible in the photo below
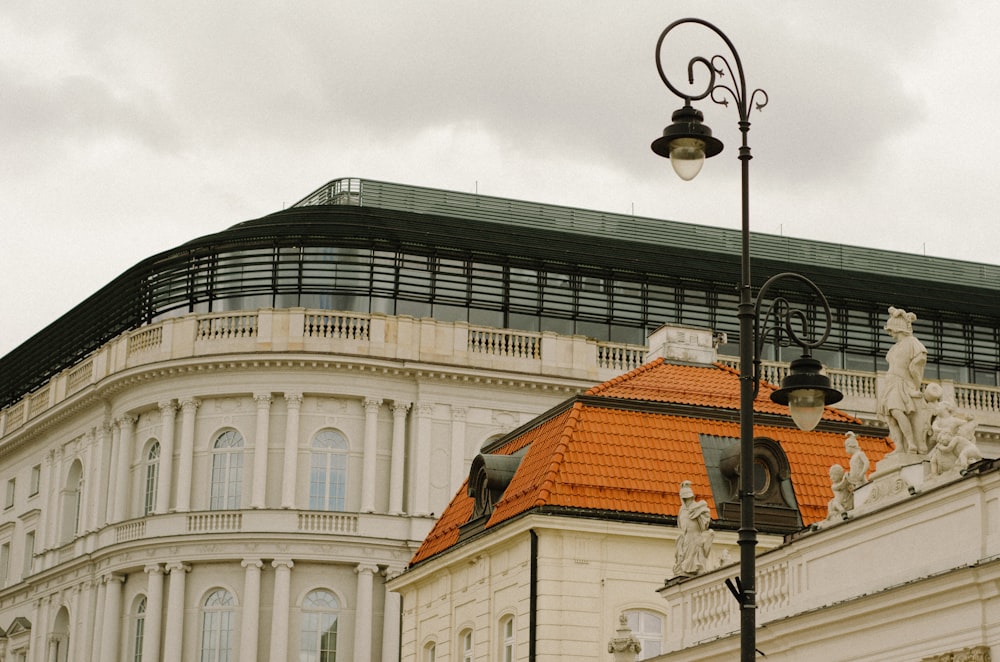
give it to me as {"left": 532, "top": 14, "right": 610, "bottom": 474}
{"left": 586, "top": 356, "right": 665, "bottom": 396}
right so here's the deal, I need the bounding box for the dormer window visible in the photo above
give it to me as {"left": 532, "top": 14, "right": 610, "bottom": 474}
{"left": 701, "top": 434, "right": 803, "bottom": 533}
{"left": 467, "top": 450, "right": 526, "bottom": 521}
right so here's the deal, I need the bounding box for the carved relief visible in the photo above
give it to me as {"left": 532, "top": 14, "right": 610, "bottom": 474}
{"left": 922, "top": 645, "right": 991, "bottom": 662}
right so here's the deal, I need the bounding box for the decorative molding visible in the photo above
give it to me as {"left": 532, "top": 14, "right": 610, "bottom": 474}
{"left": 922, "top": 646, "right": 991, "bottom": 662}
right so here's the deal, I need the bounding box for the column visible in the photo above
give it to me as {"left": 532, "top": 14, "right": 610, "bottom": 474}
{"left": 353, "top": 563, "right": 378, "bottom": 662}
{"left": 142, "top": 564, "right": 165, "bottom": 662}
{"left": 89, "top": 425, "right": 111, "bottom": 531}
{"left": 360, "top": 398, "right": 382, "bottom": 513}
{"left": 250, "top": 394, "right": 272, "bottom": 509}
{"left": 239, "top": 559, "right": 263, "bottom": 662}
{"left": 174, "top": 399, "right": 200, "bottom": 512}
{"left": 381, "top": 567, "right": 405, "bottom": 662}
{"left": 99, "top": 422, "right": 115, "bottom": 526}
{"left": 94, "top": 420, "right": 113, "bottom": 528}
{"left": 450, "top": 407, "right": 468, "bottom": 494}
{"left": 33, "top": 596, "right": 49, "bottom": 662}
{"left": 113, "top": 415, "right": 137, "bottom": 523}
{"left": 105, "top": 423, "right": 120, "bottom": 525}
{"left": 162, "top": 562, "right": 190, "bottom": 662}
{"left": 388, "top": 402, "right": 410, "bottom": 515}
{"left": 268, "top": 559, "right": 294, "bottom": 661}
{"left": 45, "top": 448, "right": 64, "bottom": 550}
{"left": 155, "top": 402, "right": 177, "bottom": 515}
{"left": 80, "top": 431, "right": 97, "bottom": 532}
{"left": 41, "top": 450, "right": 56, "bottom": 552}
{"left": 412, "top": 403, "right": 434, "bottom": 516}
{"left": 91, "top": 578, "right": 107, "bottom": 662}
{"left": 80, "top": 581, "right": 98, "bottom": 662}
{"left": 69, "top": 584, "right": 82, "bottom": 657}
{"left": 280, "top": 394, "right": 302, "bottom": 509}
{"left": 101, "top": 574, "right": 125, "bottom": 662}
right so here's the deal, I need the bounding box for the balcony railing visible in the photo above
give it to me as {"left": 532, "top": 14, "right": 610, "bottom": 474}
{"left": 3, "top": 309, "right": 999, "bottom": 438}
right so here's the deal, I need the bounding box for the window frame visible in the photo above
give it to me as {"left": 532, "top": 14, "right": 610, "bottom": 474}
{"left": 308, "top": 429, "right": 349, "bottom": 512}
{"left": 300, "top": 588, "right": 341, "bottom": 662}
{"left": 143, "top": 440, "right": 160, "bottom": 516}
{"left": 199, "top": 588, "right": 236, "bottom": 662}
{"left": 210, "top": 430, "right": 245, "bottom": 511}
{"left": 624, "top": 609, "right": 666, "bottom": 660}
{"left": 500, "top": 614, "right": 515, "bottom": 662}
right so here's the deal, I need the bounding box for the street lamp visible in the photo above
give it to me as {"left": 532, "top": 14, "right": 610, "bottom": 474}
{"left": 650, "top": 18, "right": 843, "bottom": 661}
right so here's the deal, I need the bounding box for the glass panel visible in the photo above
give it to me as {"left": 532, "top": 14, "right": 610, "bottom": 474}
{"left": 508, "top": 267, "right": 539, "bottom": 312}
{"left": 542, "top": 272, "right": 574, "bottom": 315}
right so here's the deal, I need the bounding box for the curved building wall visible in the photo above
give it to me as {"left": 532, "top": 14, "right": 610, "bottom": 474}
{"left": 3, "top": 178, "right": 999, "bottom": 411}
{"left": 0, "top": 310, "right": 595, "bottom": 661}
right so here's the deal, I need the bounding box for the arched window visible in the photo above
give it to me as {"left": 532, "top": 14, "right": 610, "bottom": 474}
{"left": 131, "top": 595, "right": 147, "bottom": 662}
{"left": 309, "top": 430, "right": 348, "bottom": 511}
{"left": 301, "top": 589, "right": 340, "bottom": 662}
{"left": 499, "top": 614, "right": 515, "bottom": 662}
{"left": 61, "top": 460, "right": 84, "bottom": 543}
{"left": 459, "top": 629, "right": 473, "bottom": 662}
{"left": 52, "top": 606, "right": 70, "bottom": 662}
{"left": 143, "top": 441, "right": 160, "bottom": 516}
{"left": 210, "top": 431, "right": 244, "bottom": 510}
{"left": 423, "top": 642, "right": 436, "bottom": 662}
{"left": 624, "top": 609, "right": 665, "bottom": 660}
{"left": 200, "top": 589, "right": 235, "bottom": 662}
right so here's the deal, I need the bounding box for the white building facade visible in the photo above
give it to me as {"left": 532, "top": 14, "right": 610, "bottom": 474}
{"left": 0, "top": 178, "right": 998, "bottom": 660}
{"left": 0, "top": 311, "right": 617, "bottom": 661}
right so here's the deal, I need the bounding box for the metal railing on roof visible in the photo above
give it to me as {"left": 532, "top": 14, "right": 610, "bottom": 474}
{"left": 293, "top": 178, "right": 1000, "bottom": 293}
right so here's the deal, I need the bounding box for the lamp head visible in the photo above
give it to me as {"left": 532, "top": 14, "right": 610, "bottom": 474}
{"left": 651, "top": 103, "right": 724, "bottom": 181}
{"left": 770, "top": 354, "right": 843, "bottom": 431}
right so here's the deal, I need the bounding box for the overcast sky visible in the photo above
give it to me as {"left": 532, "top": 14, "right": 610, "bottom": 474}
{"left": 2, "top": 2, "right": 998, "bottom": 358}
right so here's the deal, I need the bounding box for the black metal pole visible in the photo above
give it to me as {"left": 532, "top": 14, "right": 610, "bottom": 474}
{"left": 737, "top": 118, "right": 757, "bottom": 662}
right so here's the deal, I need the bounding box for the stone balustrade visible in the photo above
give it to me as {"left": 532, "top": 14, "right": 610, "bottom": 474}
{"left": 658, "top": 468, "right": 1000, "bottom": 654}
{"left": 38, "top": 509, "right": 433, "bottom": 575}
{"left": 2, "top": 308, "right": 998, "bottom": 438}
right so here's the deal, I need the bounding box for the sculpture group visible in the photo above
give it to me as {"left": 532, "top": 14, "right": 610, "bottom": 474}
{"left": 673, "top": 306, "right": 988, "bottom": 572}
{"left": 827, "top": 306, "right": 984, "bottom": 520}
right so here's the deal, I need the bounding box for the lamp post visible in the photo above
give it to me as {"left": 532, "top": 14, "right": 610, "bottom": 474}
{"left": 650, "top": 18, "right": 843, "bottom": 661}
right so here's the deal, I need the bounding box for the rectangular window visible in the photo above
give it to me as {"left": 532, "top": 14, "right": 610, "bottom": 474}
{"left": 22, "top": 531, "right": 34, "bottom": 578}
{"left": 29, "top": 465, "right": 40, "bottom": 497}
{"left": 0, "top": 542, "right": 9, "bottom": 587}
{"left": 4, "top": 478, "right": 14, "bottom": 510}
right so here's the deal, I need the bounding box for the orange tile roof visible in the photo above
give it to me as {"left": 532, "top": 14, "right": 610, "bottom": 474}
{"left": 410, "top": 358, "right": 890, "bottom": 566}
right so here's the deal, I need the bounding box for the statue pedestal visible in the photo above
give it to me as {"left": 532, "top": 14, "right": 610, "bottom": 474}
{"left": 853, "top": 456, "right": 928, "bottom": 516}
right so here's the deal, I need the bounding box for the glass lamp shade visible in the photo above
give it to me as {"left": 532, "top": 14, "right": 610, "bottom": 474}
{"left": 770, "top": 354, "right": 843, "bottom": 432}
{"left": 785, "top": 388, "right": 827, "bottom": 432}
{"left": 669, "top": 138, "right": 707, "bottom": 181}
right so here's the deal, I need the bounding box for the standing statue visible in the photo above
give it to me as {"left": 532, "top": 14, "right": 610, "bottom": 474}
{"left": 845, "top": 432, "right": 870, "bottom": 489}
{"left": 826, "top": 464, "right": 853, "bottom": 519}
{"left": 673, "top": 480, "right": 714, "bottom": 577}
{"left": 877, "top": 307, "right": 928, "bottom": 454}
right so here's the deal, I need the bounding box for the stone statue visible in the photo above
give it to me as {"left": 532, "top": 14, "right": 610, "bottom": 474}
{"left": 928, "top": 400, "right": 983, "bottom": 475}
{"left": 673, "top": 480, "right": 714, "bottom": 577}
{"left": 826, "top": 463, "right": 852, "bottom": 519}
{"left": 845, "top": 432, "right": 869, "bottom": 489}
{"left": 877, "top": 306, "right": 928, "bottom": 454}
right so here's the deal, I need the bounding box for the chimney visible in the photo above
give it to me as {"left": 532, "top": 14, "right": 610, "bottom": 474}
{"left": 646, "top": 324, "right": 724, "bottom": 365}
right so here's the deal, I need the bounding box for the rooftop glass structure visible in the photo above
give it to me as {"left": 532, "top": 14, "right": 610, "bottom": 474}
{"left": 2, "top": 177, "right": 998, "bottom": 408}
